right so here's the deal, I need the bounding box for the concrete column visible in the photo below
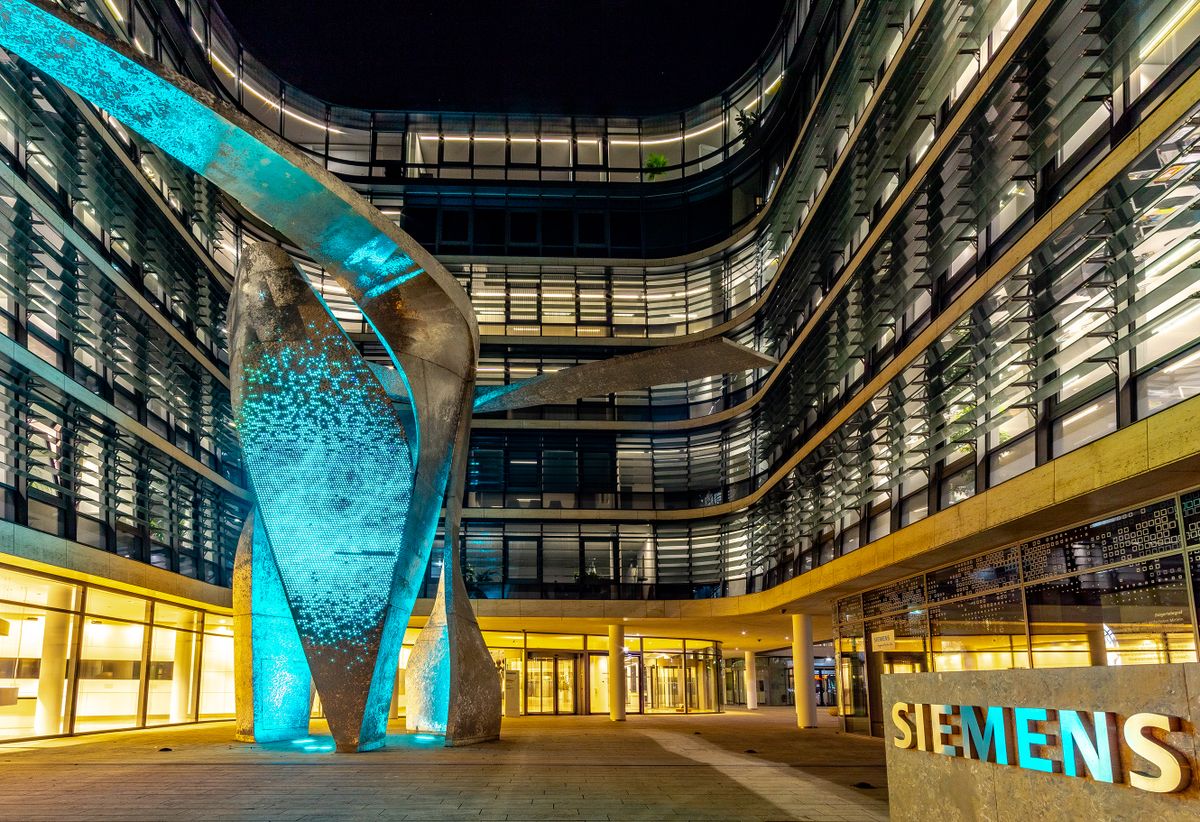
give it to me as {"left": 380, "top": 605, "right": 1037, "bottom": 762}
{"left": 34, "top": 587, "right": 75, "bottom": 736}
{"left": 743, "top": 650, "right": 757, "bottom": 710}
{"left": 792, "top": 614, "right": 817, "bottom": 728}
{"left": 608, "top": 625, "right": 626, "bottom": 721}
{"left": 170, "top": 629, "right": 197, "bottom": 723}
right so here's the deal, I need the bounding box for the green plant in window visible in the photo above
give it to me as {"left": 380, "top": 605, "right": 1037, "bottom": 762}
{"left": 462, "top": 558, "right": 496, "bottom": 598}
{"left": 644, "top": 152, "right": 669, "bottom": 180}
{"left": 735, "top": 108, "right": 762, "bottom": 143}
{"left": 574, "top": 557, "right": 606, "bottom": 594}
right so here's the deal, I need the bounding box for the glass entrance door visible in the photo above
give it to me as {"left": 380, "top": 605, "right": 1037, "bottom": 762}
{"left": 525, "top": 653, "right": 578, "bottom": 714}
{"left": 624, "top": 653, "right": 642, "bottom": 714}
{"left": 526, "top": 655, "right": 555, "bottom": 714}
{"left": 556, "top": 655, "right": 575, "bottom": 713}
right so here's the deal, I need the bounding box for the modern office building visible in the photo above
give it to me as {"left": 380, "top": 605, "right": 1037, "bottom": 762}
{"left": 1, "top": 0, "right": 1200, "bottom": 768}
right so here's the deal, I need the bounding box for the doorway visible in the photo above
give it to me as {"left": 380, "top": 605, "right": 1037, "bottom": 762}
{"left": 525, "top": 653, "right": 579, "bottom": 714}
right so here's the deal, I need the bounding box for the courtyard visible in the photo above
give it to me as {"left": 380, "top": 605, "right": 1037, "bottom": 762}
{"left": 0, "top": 708, "right": 887, "bottom": 821}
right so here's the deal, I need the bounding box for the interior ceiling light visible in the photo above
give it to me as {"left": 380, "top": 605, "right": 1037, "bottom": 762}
{"left": 1140, "top": 0, "right": 1200, "bottom": 60}
{"left": 417, "top": 72, "right": 785, "bottom": 150}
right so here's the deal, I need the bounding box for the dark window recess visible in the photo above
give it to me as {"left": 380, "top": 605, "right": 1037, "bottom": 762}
{"left": 610, "top": 211, "right": 642, "bottom": 252}
{"left": 509, "top": 211, "right": 538, "bottom": 245}
{"left": 474, "top": 209, "right": 506, "bottom": 248}
{"left": 542, "top": 210, "right": 572, "bottom": 249}
{"left": 400, "top": 207, "right": 437, "bottom": 245}
{"left": 441, "top": 210, "right": 470, "bottom": 244}
{"left": 577, "top": 212, "right": 606, "bottom": 246}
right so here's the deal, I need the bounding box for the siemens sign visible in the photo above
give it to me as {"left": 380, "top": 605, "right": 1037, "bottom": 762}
{"left": 890, "top": 702, "right": 1192, "bottom": 794}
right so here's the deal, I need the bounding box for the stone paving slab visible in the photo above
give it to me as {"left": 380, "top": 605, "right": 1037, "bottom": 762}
{"left": 0, "top": 707, "right": 888, "bottom": 821}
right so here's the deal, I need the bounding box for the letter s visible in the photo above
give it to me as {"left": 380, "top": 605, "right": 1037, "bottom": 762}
{"left": 1123, "top": 713, "right": 1191, "bottom": 793}
{"left": 892, "top": 702, "right": 916, "bottom": 749}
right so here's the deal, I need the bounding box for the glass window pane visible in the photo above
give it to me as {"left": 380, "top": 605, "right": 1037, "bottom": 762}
{"left": 0, "top": 602, "right": 75, "bottom": 739}
{"left": 685, "top": 648, "right": 719, "bottom": 712}
{"left": 154, "top": 603, "right": 201, "bottom": 632}
{"left": 198, "top": 632, "right": 234, "bottom": 718}
{"left": 75, "top": 617, "right": 144, "bottom": 732}
{"left": 641, "top": 637, "right": 684, "bottom": 652}
{"left": 145, "top": 626, "right": 198, "bottom": 725}
{"left": 524, "top": 633, "right": 583, "bottom": 650}
{"left": 85, "top": 588, "right": 149, "bottom": 623}
{"left": 480, "top": 631, "right": 524, "bottom": 649}
{"left": 930, "top": 589, "right": 1028, "bottom": 671}
{"left": 0, "top": 567, "right": 79, "bottom": 611}
{"left": 1027, "top": 555, "right": 1196, "bottom": 669}
{"left": 588, "top": 653, "right": 609, "bottom": 715}
{"left": 1052, "top": 393, "right": 1117, "bottom": 456}
{"left": 643, "top": 652, "right": 684, "bottom": 713}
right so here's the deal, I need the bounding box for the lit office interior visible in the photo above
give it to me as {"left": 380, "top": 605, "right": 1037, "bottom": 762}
{"left": 0, "top": 562, "right": 722, "bottom": 742}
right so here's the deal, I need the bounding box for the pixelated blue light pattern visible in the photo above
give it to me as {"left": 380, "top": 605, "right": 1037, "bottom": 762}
{"left": 244, "top": 510, "right": 312, "bottom": 740}
{"left": 0, "top": 0, "right": 424, "bottom": 303}
{"left": 236, "top": 322, "right": 414, "bottom": 662}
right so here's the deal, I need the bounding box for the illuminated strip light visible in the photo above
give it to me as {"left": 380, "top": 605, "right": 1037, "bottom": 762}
{"left": 418, "top": 134, "right": 574, "bottom": 144}
{"left": 1164, "top": 347, "right": 1200, "bottom": 374}
{"left": 611, "top": 119, "right": 723, "bottom": 147}
{"left": 1140, "top": 0, "right": 1200, "bottom": 60}
{"left": 1062, "top": 403, "right": 1101, "bottom": 426}
{"left": 414, "top": 71, "right": 785, "bottom": 150}
{"left": 189, "top": 28, "right": 344, "bottom": 135}
{"left": 102, "top": 0, "right": 124, "bottom": 23}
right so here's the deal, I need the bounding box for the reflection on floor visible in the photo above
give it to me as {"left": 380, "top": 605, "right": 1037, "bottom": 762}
{"left": 0, "top": 706, "right": 888, "bottom": 821}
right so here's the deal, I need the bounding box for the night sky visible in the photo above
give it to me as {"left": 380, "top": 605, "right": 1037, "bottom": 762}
{"left": 215, "top": 0, "right": 787, "bottom": 115}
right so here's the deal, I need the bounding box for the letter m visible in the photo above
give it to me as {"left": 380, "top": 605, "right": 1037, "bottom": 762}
{"left": 962, "top": 705, "right": 1011, "bottom": 765}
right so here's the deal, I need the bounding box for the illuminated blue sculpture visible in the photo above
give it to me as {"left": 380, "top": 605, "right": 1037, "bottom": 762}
{"left": 0, "top": 0, "right": 497, "bottom": 750}
{"left": 230, "top": 244, "right": 421, "bottom": 750}
{"left": 0, "top": 0, "right": 775, "bottom": 751}
{"left": 233, "top": 510, "right": 312, "bottom": 744}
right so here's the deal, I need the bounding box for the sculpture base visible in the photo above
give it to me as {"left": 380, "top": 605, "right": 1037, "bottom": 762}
{"left": 405, "top": 567, "right": 502, "bottom": 747}
{"left": 336, "top": 737, "right": 386, "bottom": 753}
{"left": 444, "top": 732, "right": 500, "bottom": 747}
{"left": 235, "top": 725, "right": 310, "bottom": 744}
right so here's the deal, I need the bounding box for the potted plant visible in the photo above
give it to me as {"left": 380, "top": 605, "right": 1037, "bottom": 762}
{"left": 735, "top": 108, "right": 762, "bottom": 144}
{"left": 643, "top": 152, "right": 669, "bottom": 180}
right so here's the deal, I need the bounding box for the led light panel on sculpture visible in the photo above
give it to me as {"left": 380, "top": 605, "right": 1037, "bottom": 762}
{"left": 230, "top": 245, "right": 416, "bottom": 750}
{"left": 0, "top": 0, "right": 497, "bottom": 750}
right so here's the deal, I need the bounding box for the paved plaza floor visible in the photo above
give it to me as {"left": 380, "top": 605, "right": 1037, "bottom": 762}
{"left": 0, "top": 707, "right": 888, "bottom": 821}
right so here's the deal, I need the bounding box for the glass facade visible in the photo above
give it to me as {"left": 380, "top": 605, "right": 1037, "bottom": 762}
{"left": 0, "top": 0, "right": 1194, "bottom": 605}
{"left": 0, "top": 0, "right": 1197, "bottom": 748}
{"left": 0, "top": 563, "right": 230, "bottom": 741}
{"left": 834, "top": 490, "right": 1200, "bottom": 736}
{"left": 458, "top": 631, "right": 721, "bottom": 718}
{"left": 0, "top": 556, "right": 723, "bottom": 743}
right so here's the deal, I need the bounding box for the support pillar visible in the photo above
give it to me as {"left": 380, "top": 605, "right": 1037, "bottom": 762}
{"left": 608, "top": 625, "right": 625, "bottom": 721}
{"left": 743, "top": 650, "right": 757, "bottom": 710}
{"left": 792, "top": 614, "right": 816, "bottom": 728}
{"left": 34, "top": 586, "right": 74, "bottom": 736}
{"left": 169, "top": 628, "right": 197, "bottom": 723}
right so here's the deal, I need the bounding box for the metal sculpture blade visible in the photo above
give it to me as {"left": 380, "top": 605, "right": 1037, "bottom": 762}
{"left": 472, "top": 337, "right": 777, "bottom": 413}
{"left": 233, "top": 509, "right": 312, "bottom": 743}
{"left": 405, "top": 396, "right": 501, "bottom": 744}
{"left": 230, "top": 244, "right": 417, "bottom": 751}
{"left": 0, "top": 0, "right": 501, "bottom": 749}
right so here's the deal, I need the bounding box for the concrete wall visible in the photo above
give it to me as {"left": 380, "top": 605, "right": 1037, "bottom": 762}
{"left": 882, "top": 664, "right": 1200, "bottom": 822}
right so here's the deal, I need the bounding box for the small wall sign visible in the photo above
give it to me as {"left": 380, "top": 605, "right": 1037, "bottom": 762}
{"left": 871, "top": 629, "right": 896, "bottom": 651}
